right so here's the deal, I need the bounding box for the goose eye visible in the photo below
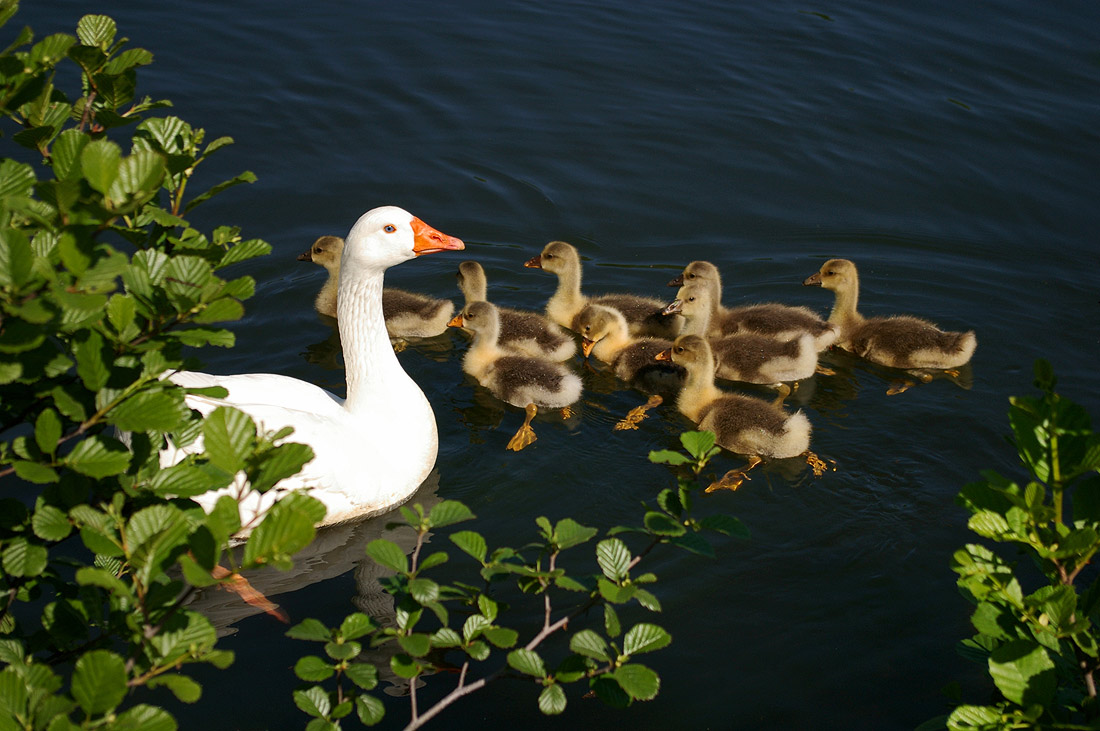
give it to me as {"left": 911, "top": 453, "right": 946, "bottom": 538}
{"left": 384, "top": 224, "right": 397, "bottom": 233}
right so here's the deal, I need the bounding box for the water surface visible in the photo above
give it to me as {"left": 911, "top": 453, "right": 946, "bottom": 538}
{"left": 17, "top": 1, "right": 1100, "bottom": 728}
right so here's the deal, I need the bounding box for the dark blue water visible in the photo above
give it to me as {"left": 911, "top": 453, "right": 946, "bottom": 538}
{"left": 18, "top": 1, "right": 1100, "bottom": 728}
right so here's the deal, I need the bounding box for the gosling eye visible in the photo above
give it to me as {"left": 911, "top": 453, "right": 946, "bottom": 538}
{"left": 686, "top": 272, "right": 696, "bottom": 280}
{"left": 674, "top": 346, "right": 684, "bottom": 354}
{"left": 688, "top": 296, "right": 696, "bottom": 303}
{"left": 384, "top": 224, "right": 397, "bottom": 233}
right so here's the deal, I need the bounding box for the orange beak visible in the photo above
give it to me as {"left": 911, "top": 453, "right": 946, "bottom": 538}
{"left": 447, "top": 313, "right": 465, "bottom": 328}
{"left": 581, "top": 338, "right": 597, "bottom": 358}
{"left": 655, "top": 348, "right": 672, "bottom": 362}
{"left": 411, "top": 217, "right": 465, "bottom": 256}
{"left": 523, "top": 254, "right": 543, "bottom": 269}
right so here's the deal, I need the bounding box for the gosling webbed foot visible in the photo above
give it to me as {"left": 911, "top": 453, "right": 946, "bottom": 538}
{"left": 506, "top": 403, "right": 539, "bottom": 451}
{"left": 705, "top": 455, "right": 763, "bottom": 493}
{"left": 805, "top": 451, "right": 836, "bottom": 477}
{"left": 886, "top": 380, "right": 915, "bottom": 395}
{"left": 815, "top": 365, "right": 837, "bottom": 376}
{"left": 614, "top": 394, "right": 663, "bottom": 431}
{"left": 391, "top": 338, "right": 410, "bottom": 353}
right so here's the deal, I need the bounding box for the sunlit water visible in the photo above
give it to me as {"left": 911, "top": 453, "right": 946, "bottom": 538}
{"left": 18, "top": 1, "right": 1100, "bottom": 728}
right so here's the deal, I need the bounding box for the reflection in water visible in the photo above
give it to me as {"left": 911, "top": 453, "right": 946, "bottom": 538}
{"left": 185, "top": 471, "right": 443, "bottom": 695}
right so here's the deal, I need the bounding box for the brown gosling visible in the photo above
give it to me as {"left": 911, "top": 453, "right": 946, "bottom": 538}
{"left": 298, "top": 235, "right": 454, "bottom": 337}
{"left": 455, "top": 260, "right": 575, "bottom": 361}
{"left": 525, "top": 240, "right": 683, "bottom": 338}
{"left": 668, "top": 260, "right": 837, "bottom": 351}
{"left": 663, "top": 283, "right": 818, "bottom": 386}
{"left": 448, "top": 301, "right": 582, "bottom": 451}
{"left": 656, "top": 335, "right": 814, "bottom": 486}
{"left": 803, "top": 258, "right": 977, "bottom": 378}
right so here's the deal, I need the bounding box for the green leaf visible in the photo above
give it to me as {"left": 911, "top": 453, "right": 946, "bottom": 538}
{"left": 147, "top": 673, "right": 202, "bottom": 703}
{"left": 74, "top": 330, "right": 111, "bottom": 391}
{"left": 428, "top": 500, "right": 475, "bottom": 528}
{"left": 364, "top": 539, "right": 408, "bottom": 574}
{"left": 648, "top": 449, "right": 691, "bottom": 465}
{"left": 418, "top": 551, "right": 449, "bottom": 571}
{"left": 34, "top": 408, "right": 63, "bottom": 455}
{"left": 108, "top": 390, "right": 189, "bottom": 432}
{"left": 570, "top": 629, "right": 611, "bottom": 661}
{"left": 596, "top": 538, "right": 631, "bottom": 581}
{"left": 114, "top": 704, "right": 176, "bottom": 731}
{"left": 287, "top": 618, "right": 332, "bottom": 642}
{"left": 623, "top": 623, "right": 672, "bottom": 656}
{"left": 339, "top": 613, "right": 375, "bottom": 641}
{"left": 553, "top": 518, "right": 598, "bottom": 549}
{"left": 643, "top": 511, "right": 686, "bottom": 536}
{"left": 1, "top": 538, "right": 47, "bottom": 578}
{"left": 507, "top": 648, "right": 547, "bottom": 678}
{"left": 355, "top": 694, "right": 385, "bottom": 726}
{"left": 295, "top": 656, "right": 335, "bottom": 682}
{"left": 668, "top": 531, "right": 715, "bottom": 557}
{"left": 71, "top": 650, "right": 126, "bottom": 715}
{"left": 201, "top": 406, "right": 255, "bottom": 473}
{"left": 243, "top": 492, "right": 322, "bottom": 568}
{"left": 397, "top": 634, "right": 431, "bottom": 658}
{"left": 390, "top": 654, "right": 420, "bottom": 679}
{"left": 681, "top": 430, "right": 716, "bottom": 458}
{"left": 614, "top": 663, "right": 660, "bottom": 701}
{"left": 13, "top": 461, "right": 59, "bottom": 484}
{"left": 65, "top": 434, "right": 131, "bottom": 478}
{"left": 32, "top": 503, "right": 72, "bottom": 541}
{"left": 80, "top": 139, "right": 121, "bottom": 195}
{"left": 699, "top": 513, "right": 750, "bottom": 538}
{"left": 604, "top": 604, "right": 621, "bottom": 638}
{"left": 345, "top": 663, "right": 378, "bottom": 691}
{"left": 591, "top": 675, "right": 632, "bottom": 708}
{"left": 408, "top": 577, "right": 439, "bottom": 604}
{"left": 293, "top": 686, "right": 331, "bottom": 719}
{"left": 76, "top": 14, "right": 117, "bottom": 46}
{"left": 483, "top": 627, "right": 519, "bottom": 649}
{"left": 538, "top": 683, "right": 567, "bottom": 715}
{"left": 463, "top": 614, "right": 491, "bottom": 643}
{"left": 450, "top": 530, "right": 487, "bottom": 564}
{"left": 988, "top": 640, "right": 1056, "bottom": 708}
{"left": 107, "top": 150, "right": 164, "bottom": 205}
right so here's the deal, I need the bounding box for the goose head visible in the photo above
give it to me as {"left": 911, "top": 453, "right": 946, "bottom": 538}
{"left": 456, "top": 260, "right": 488, "bottom": 302}
{"left": 342, "top": 206, "right": 464, "bottom": 273}
{"left": 523, "top": 240, "right": 579, "bottom": 274}
{"left": 803, "top": 258, "right": 857, "bottom": 292}
{"left": 668, "top": 260, "right": 720, "bottom": 288}
{"left": 574, "top": 303, "right": 624, "bottom": 358}
{"left": 655, "top": 334, "right": 712, "bottom": 368}
{"left": 297, "top": 235, "right": 345, "bottom": 273}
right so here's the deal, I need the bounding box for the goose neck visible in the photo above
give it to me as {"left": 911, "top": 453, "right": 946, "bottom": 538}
{"left": 337, "top": 266, "right": 410, "bottom": 413}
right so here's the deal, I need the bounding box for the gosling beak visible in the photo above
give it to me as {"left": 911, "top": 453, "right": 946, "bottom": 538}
{"left": 446, "top": 313, "right": 466, "bottom": 329}
{"left": 667, "top": 273, "right": 684, "bottom": 287}
{"left": 803, "top": 272, "right": 822, "bottom": 286}
{"left": 661, "top": 299, "right": 683, "bottom": 316}
{"left": 523, "top": 254, "right": 543, "bottom": 269}
{"left": 411, "top": 217, "right": 465, "bottom": 256}
{"left": 655, "top": 348, "right": 672, "bottom": 362}
{"left": 297, "top": 249, "right": 313, "bottom": 262}
{"left": 581, "top": 338, "right": 597, "bottom": 358}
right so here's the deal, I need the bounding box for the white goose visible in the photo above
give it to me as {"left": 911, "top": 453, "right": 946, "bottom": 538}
{"left": 165, "top": 206, "right": 464, "bottom": 532}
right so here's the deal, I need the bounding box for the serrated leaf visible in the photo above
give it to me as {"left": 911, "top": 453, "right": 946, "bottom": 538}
{"left": 643, "top": 511, "right": 686, "bottom": 536}
{"left": 64, "top": 434, "right": 131, "bottom": 478}
{"left": 243, "top": 492, "right": 322, "bottom": 567}
{"left": 623, "top": 623, "right": 672, "bottom": 656}
{"left": 463, "top": 614, "right": 491, "bottom": 643}
{"left": 107, "top": 150, "right": 164, "bottom": 205}
{"left": 13, "top": 461, "right": 59, "bottom": 484}
{"left": 356, "top": 694, "right": 385, "bottom": 726}
{"left": 596, "top": 538, "right": 631, "bottom": 581}
{"left": 397, "top": 634, "right": 430, "bottom": 658}
{"left": 287, "top": 618, "right": 332, "bottom": 642}
{"left": 201, "top": 406, "right": 254, "bottom": 473}
{"left": 76, "top": 14, "right": 116, "bottom": 47}
{"left": 32, "top": 503, "right": 72, "bottom": 541}
{"left": 614, "top": 663, "right": 660, "bottom": 701}
{"left": 2, "top": 538, "right": 47, "bottom": 577}
{"left": 554, "top": 517, "right": 597, "bottom": 549}
{"left": 569, "top": 630, "right": 611, "bottom": 661}
{"left": 681, "top": 430, "right": 716, "bottom": 459}
{"left": 147, "top": 674, "right": 202, "bottom": 703}
{"left": 390, "top": 654, "right": 419, "bottom": 679}
{"left": 71, "top": 650, "right": 126, "bottom": 714}
{"left": 428, "top": 500, "right": 475, "bottom": 528}
{"left": 418, "top": 551, "right": 449, "bottom": 571}
{"left": 293, "top": 686, "right": 331, "bottom": 719}
{"left": 483, "top": 627, "right": 519, "bottom": 649}
{"left": 34, "top": 408, "right": 62, "bottom": 456}
{"left": 988, "top": 640, "right": 1056, "bottom": 707}
{"left": 648, "top": 449, "right": 690, "bottom": 465}
{"left": 364, "top": 539, "right": 408, "bottom": 573}
{"left": 507, "top": 648, "right": 547, "bottom": 678}
{"left": 538, "top": 683, "right": 566, "bottom": 715}
{"left": 109, "top": 390, "right": 189, "bottom": 432}
{"left": 80, "top": 139, "right": 121, "bottom": 195}
{"left": 295, "top": 656, "right": 335, "bottom": 682}
{"left": 345, "top": 663, "right": 378, "bottom": 692}
{"left": 668, "top": 532, "right": 714, "bottom": 557}
{"left": 450, "top": 530, "right": 487, "bottom": 564}
{"left": 604, "top": 604, "right": 621, "bottom": 638}
{"left": 408, "top": 577, "right": 439, "bottom": 605}
{"left": 339, "top": 613, "right": 375, "bottom": 641}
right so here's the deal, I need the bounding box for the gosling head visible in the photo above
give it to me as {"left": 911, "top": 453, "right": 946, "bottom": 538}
{"left": 668, "top": 260, "right": 720, "bottom": 288}
{"left": 523, "top": 240, "right": 579, "bottom": 275}
{"left": 298, "top": 235, "right": 345, "bottom": 271}
{"left": 803, "top": 258, "right": 858, "bottom": 292}
{"left": 574, "top": 304, "right": 623, "bottom": 358}
{"left": 655, "top": 334, "right": 712, "bottom": 368}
